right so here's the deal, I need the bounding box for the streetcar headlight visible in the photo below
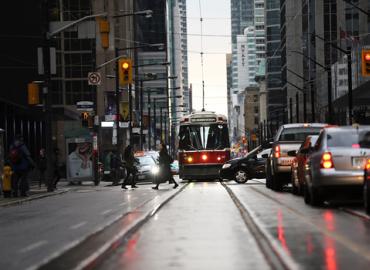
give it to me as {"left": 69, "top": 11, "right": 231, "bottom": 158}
{"left": 222, "top": 163, "right": 231, "bottom": 169}
{"left": 187, "top": 156, "right": 193, "bottom": 163}
{"left": 152, "top": 166, "right": 160, "bottom": 175}
{"left": 201, "top": 154, "right": 208, "bottom": 161}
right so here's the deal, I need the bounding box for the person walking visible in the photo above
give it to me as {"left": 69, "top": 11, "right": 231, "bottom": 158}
{"left": 37, "top": 148, "right": 47, "bottom": 188}
{"left": 121, "top": 145, "right": 139, "bottom": 189}
{"left": 52, "top": 148, "right": 61, "bottom": 191}
{"left": 9, "top": 135, "right": 35, "bottom": 197}
{"left": 152, "top": 143, "right": 178, "bottom": 190}
{"left": 110, "top": 151, "right": 122, "bottom": 186}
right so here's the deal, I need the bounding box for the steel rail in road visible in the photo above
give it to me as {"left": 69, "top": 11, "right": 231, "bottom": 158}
{"left": 221, "top": 182, "right": 297, "bottom": 270}
{"left": 247, "top": 185, "right": 370, "bottom": 263}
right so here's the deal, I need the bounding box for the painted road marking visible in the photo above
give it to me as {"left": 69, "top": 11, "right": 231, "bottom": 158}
{"left": 19, "top": 240, "right": 48, "bottom": 253}
{"left": 70, "top": 221, "right": 87, "bottom": 230}
{"left": 101, "top": 209, "right": 113, "bottom": 215}
{"left": 119, "top": 202, "right": 128, "bottom": 207}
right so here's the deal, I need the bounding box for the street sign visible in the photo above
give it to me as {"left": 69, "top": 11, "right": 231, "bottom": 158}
{"left": 88, "top": 72, "right": 102, "bottom": 85}
{"left": 77, "top": 101, "right": 94, "bottom": 112}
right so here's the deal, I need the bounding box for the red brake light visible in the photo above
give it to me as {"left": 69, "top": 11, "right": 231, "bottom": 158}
{"left": 321, "top": 152, "right": 334, "bottom": 169}
{"left": 352, "top": 144, "right": 360, "bottom": 149}
{"left": 201, "top": 154, "right": 208, "bottom": 161}
{"left": 274, "top": 145, "right": 281, "bottom": 158}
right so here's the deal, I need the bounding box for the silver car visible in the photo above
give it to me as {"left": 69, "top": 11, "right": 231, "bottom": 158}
{"left": 304, "top": 126, "right": 370, "bottom": 206}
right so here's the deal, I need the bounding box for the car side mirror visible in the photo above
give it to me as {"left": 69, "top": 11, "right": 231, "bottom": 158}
{"left": 261, "top": 154, "right": 268, "bottom": 158}
{"left": 262, "top": 140, "right": 273, "bottom": 149}
{"left": 287, "top": 150, "right": 297, "bottom": 157}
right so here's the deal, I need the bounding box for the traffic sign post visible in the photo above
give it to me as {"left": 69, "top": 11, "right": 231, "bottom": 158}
{"left": 88, "top": 72, "right": 102, "bottom": 85}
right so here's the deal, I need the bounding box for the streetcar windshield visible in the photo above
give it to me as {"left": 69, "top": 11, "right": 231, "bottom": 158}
{"left": 179, "top": 124, "right": 229, "bottom": 150}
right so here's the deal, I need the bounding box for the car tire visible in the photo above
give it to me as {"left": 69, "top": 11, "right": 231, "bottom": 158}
{"left": 364, "top": 176, "right": 370, "bottom": 215}
{"left": 272, "top": 174, "right": 283, "bottom": 191}
{"left": 291, "top": 169, "right": 299, "bottom": 195}
{"left": 234, "top": 170, "right": 249, "bottom": 184}
{"left": 310, "top": 186, "right": 323, "bottom": 206}
{"left": 303, "top": 185, "right": 310, "bottom": 205}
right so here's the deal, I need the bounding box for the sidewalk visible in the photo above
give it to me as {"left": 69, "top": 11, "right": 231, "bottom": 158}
{"left": 0, "top": 183, "right": 69, "bottom": 207}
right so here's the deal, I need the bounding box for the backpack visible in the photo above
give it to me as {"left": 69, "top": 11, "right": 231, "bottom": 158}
{"left": 9, "top": 147, "right": 22, "bottom": 164}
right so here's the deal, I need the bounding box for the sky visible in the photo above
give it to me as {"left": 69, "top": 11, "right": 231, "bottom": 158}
{"left": 186, "top": 0, "right": 231, "bottom": 116}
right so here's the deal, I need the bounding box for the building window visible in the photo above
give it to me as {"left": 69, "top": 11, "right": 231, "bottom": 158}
{"left": 254, "top": 107, "right": 259, "bottom": 113}
{"left": 253, "top": 95, "right": 258, "bottom": 102}
{"left": 254, "top": 116, "right": 259, "bottom": 125}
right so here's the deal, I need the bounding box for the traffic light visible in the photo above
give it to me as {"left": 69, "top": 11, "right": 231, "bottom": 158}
{"left": 118, "top": 58, "right": 132, "bottom": 86}
{"left": 361, "top": 49, "right": 370, "bottom": 76}
{"left": 81, "top": 112, "right": 89, "bottom": 127}
{"left": 27, "top": 82, "right": 39, "bottom": 105}
{"left": 99, "top": 19, "right": 110, "bottom": 49}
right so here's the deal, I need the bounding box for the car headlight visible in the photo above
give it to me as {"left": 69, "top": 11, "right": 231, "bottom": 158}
{"left": 152, "top": 166, "right": 160, "bottom": 175}
{"left": 222, "top": 163, "right": 232, "bottom": 169}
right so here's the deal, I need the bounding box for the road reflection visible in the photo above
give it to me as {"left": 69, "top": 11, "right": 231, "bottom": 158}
{"left": 277, "top": 209, "right": 291, "bottom": 255}
{"left": 323, "top": 211, "right": 337, "bottom": 270}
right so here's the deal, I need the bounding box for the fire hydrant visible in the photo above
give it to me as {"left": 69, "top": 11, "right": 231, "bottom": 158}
{"left": 2, "top": 165, "right": 13, "bottom": 198}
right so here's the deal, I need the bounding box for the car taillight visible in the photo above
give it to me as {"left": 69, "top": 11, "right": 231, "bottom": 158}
{"left": 321, "top": 152, "right": 334, "bottom": 169}
{"left": 352, "top": 144, "right": 360, "bottom": 149}
{"left": 274, "top": 145, "right": 281, "bottom": 158}
{"left": 366, "top": 159, "right": 370, "bottom": 170}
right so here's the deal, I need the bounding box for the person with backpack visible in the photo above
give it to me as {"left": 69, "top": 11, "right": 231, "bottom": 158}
{"left": 152, "top": 142, "right": 178, "bottom": 190}
{"left": 9, "top": 135, "right": 35, "bottom": 197}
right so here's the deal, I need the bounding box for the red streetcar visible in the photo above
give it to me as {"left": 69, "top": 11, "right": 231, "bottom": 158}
{"left": 178, "top": 111, "right": 230, "bottom": 180}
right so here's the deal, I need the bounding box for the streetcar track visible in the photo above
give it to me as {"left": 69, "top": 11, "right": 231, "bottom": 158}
{"left": 221, "top": 181, "right": 296, "bottom": 270}
{"left": 248, "top": 185, "right": 370, "bottom": 262}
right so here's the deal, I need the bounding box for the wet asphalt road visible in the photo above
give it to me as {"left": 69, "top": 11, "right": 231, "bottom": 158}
{"left": 0, "top": 181, "right": 180, "bottom": 270}
{"left": 96, "top": 179, "right": 370, "bottom": 270}
{"left": 2, "top": 178, "right": 370, "bottom": 269}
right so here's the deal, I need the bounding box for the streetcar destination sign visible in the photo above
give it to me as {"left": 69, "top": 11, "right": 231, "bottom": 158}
{"left": 191, "top": 117, "right": 217, "bottom": 123}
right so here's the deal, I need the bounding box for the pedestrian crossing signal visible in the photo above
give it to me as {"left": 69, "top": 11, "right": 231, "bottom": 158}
{"left": 361, "top": 49, "right": 370, "bottom": 76}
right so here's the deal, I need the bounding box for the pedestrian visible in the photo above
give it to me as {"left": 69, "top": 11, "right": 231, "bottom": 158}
{"left": 152, "top": 142, "right": 178, "bottom": 190}
{"left": 121, "top": 145, "right": 139, "bottom": 189}
{"left": 110, "top": 151, "right": 122, "bottom": 186}
{"left": 9, "top": 135, "right": 35, "bottom": 197}
{"left": 37, "top": 148, "right": 47, "bottom": 188}
{"left": 52, "top": 148, "right": 61, "bottom": 191}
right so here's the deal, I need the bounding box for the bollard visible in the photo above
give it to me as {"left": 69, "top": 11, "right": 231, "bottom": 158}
{"left": 2, "top": 165, "right": 13, "bottom": 198}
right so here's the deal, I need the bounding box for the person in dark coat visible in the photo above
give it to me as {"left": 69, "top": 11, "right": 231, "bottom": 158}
{"left": 152, "top": 143, "right": 178, "bottom": 190}
{"left": 52, "top": 148, "right": 61, "bottom": 191}
{"left": 121, "top": 145, "right": 139, "bottom": 189}
{"left": 9, "top": 135, "right": 36, "bottom": 197}
{"left": 37, "top": 148, "right": 47, "bottom": 188}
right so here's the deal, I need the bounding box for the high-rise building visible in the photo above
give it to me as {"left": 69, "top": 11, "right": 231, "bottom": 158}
{"left": 265, "top": 0, "right": 285, "bottom": 125}
{"left": 226, "top": 54, "right": 233, "bottom": 131}
{"left": 229, "top": 0, "right": 254, "bottom": 142}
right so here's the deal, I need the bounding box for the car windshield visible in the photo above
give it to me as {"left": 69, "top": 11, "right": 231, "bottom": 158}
{"left": 138, "top": 156, "right": 155, "bottom": 166}
{"left": 178, "top": 124, "right": 230, "bottom": 150}
{"left": 279, "top": 127, "right": 322, "bottom": 142}
{"left": 327, "top": 131, "right": 360, "bottom": 147}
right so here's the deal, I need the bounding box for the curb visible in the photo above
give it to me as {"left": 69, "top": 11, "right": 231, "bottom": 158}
{"left": 36, "top": 183, "right": 188, "bottom": 270}
{"left": 0, "top": 189, "right": 69, "bottom": 207}
{"left": 340, "top": 207, "right": 370, "bottom": 221}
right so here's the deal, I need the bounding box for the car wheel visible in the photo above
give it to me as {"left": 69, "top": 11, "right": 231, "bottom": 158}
{"left": 272, "top": 174, "right": 282, "bottom": 191}
{"left": 234, "top": 170, "right": 249, "bottom": 184}
{"left": 291, "top": 169, "right": 299, "bottom": 195}
{"left": 303, "top": 185, "right": 310, "bottom": 204}
{"left": 310, "top": 186, "right": 323, "bottom": 206}
{"left": 364, "top": 176, "right": 370, "bottom": 215}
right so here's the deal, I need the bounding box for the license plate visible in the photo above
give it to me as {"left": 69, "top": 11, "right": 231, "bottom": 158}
{"left": 279, "top": 158, "right": 293, "bottom": 166}
{"left": 352, "top": 157, "right": 366, "bottom": 168}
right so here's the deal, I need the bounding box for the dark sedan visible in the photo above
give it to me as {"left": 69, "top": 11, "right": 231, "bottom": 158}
{"left": 219, "top": 146, "right": 269, "bottom": 183}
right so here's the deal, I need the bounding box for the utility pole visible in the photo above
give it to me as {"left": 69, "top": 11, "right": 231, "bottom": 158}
{"left": 147, "top": 90, "right": 151, "bottom": 150}
{"left": 140, "top": 80, "right": 144, "bottom": 150}
{"left": 42, "top": 0, "right": 54, "bottom": 192}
